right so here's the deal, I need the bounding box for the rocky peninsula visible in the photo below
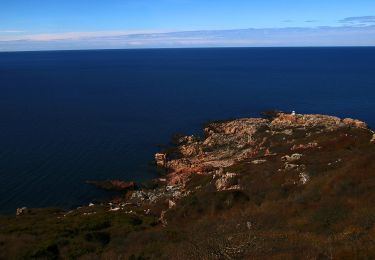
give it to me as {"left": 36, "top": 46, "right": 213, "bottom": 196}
{"left": 2, "top": 112, "right": 375, "bottom": 259}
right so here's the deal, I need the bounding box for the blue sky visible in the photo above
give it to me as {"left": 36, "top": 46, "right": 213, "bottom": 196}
{"left": 0, "top": 0, "right": 375, "bottom": 51}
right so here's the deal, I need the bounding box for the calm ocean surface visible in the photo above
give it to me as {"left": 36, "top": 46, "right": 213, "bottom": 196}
{"left": 0, "top": 47, "right": 375, "bottom": 214}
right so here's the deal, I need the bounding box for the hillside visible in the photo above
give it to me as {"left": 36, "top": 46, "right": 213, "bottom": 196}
{"left": 1, "top": 112, "right": 375, "bottom": 259}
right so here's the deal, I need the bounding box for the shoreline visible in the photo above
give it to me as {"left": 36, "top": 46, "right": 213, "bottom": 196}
{"left": 11, "top": 111, "right": 374, "bottom": 217}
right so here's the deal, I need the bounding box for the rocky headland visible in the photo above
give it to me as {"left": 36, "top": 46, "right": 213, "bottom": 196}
{"left": 2, "top": 112, "right": 375, "bottom": 259}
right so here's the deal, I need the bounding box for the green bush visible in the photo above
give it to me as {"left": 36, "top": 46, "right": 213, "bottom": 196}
{"left": 84, "top": 231, "right": 111, "bottom": 245}
{"left": 312, "top": 204, "right": 349, "bottom": 233}
{"left": 30, "top": 241, "right": 59, "bottom": 259}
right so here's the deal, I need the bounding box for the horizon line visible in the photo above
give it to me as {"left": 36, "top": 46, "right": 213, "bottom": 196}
{"left": 1, "top": 45, "right": 375, "bottom": 54}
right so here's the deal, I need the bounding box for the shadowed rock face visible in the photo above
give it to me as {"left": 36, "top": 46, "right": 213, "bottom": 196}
{"left": 161, "top": 112, "right": 372, "bottom": 185}
{"left": 86, "top": 180, "right": 136, "bottom": 191}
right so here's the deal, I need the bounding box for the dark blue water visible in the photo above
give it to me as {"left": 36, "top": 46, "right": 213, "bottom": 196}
{"left": 1, "top": 47, "right": 375, "bottom": 214}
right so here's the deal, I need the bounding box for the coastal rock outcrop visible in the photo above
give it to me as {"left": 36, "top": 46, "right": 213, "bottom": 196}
{"left": 157, "top": 112, "right": 369, "bottom": 186}
{"left": 86, "top": 180, "right": 136, "bottom": 191}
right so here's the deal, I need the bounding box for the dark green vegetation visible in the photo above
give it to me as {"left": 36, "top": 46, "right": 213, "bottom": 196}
{"left": 0, "top": 207, "right": 157, "bottom": 259}
{"left": 1, "top": 120, "right": 375, "bottom": 259}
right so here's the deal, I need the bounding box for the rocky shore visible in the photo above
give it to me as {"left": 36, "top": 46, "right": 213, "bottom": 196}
{"left": 156, "top": 111, "right": 369, "bottom": 186}
{"left": 4, "top": 111, "right": 375, "bottom": 259}
{"left": 77, "top": 111, "right": 373, "bottom": 227}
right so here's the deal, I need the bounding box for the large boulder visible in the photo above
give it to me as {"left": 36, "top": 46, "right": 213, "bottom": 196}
{"left": 281, "top": 153, "right": 303, "bottom": 163}
{"left": 215, "top": 172, "right": 240, "bottom": 191}
{"left": 86, "top": 180, "right": 136, "bottom": 191}
{"left": 155, "top": 153, "right": 167, "bottom": 167}
{"left": 16, "top": 207, "right": 28, "bottom": 216}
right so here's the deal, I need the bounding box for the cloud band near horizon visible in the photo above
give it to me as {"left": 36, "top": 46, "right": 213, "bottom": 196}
{"left": 1, "top": 17, "right": 375, "bottom": 52}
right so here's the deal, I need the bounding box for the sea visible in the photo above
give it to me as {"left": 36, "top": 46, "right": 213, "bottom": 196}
{"left": 0, "top": 47, "right": 374, "bottom": 214}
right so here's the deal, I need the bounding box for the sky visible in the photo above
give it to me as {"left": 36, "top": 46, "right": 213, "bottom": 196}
{"left": 0, "top": 0, "right": 375, "bottom": 51}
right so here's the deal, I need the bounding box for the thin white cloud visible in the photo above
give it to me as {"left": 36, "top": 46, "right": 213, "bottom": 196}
{"left": 0, "top": 29, "right": 174, "bottom": 41}
{"left": 0, "top": 30, "right": 25, "bottom": 34}
{"left": 339, "top": 16, "right": 375, "bottom": 25}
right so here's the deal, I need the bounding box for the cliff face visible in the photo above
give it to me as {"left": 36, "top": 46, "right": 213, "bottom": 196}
{"left": 2, "top": 112, "right": 375, "bottom": 259}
